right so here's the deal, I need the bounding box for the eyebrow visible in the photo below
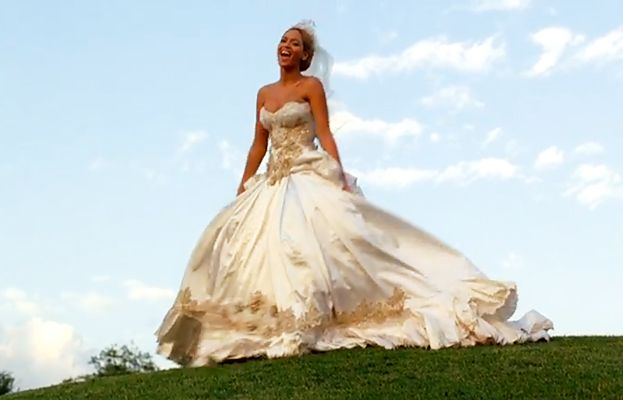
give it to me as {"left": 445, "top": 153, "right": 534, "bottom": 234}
{"left": 281, "top": 37, "right": 301, "bottom": 45}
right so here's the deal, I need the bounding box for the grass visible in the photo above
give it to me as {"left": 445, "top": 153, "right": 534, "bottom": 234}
{"left": 7, "top": 336, "right": 623, "bottom": 400}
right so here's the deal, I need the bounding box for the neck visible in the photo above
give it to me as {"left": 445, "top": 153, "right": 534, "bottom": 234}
{"left": 279, "top": 67, "right": 303, "bottom": 84}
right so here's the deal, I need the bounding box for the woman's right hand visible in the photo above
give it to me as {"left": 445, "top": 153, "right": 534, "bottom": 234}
{"left": 341, "top": 179, "right": 352, "bottom": 193}
{"left": 340, "top": 172, "right": 352, "bottom": 193}
{"left": 236, "top": 184, "right": 246, "bottom": 196}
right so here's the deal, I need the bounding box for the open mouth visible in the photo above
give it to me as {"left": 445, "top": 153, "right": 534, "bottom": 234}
{"left": 280, "top": 49, "right": 292, "bottom": 58}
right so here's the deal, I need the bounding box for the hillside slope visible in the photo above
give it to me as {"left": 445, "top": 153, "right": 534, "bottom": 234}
{"left": 7, "top": 336, "right": 623, "bottom": 399}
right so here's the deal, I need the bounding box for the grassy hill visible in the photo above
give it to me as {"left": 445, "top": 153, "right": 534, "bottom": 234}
{"left": 6, "top": 336, "right": 623, "bottom": 400}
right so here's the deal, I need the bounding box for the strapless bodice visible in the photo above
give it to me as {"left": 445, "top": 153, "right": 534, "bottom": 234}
{"left": 260, "top": 102, "right": 317, "bottom": 184}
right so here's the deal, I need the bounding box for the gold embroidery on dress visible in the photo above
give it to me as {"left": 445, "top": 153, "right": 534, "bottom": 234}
{"left": 334, "top": 288, "right": 407, "bottom": 326}
{"left": 160, "top": 287, "right": 410, "bottom": 365}
{"left": 266, "top": 125, "right": 317, "bottom": 184}
{"left": 263, "top": 104, "right": 317, "bottom": 184}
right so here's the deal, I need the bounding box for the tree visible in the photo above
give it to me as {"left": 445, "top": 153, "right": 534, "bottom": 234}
{"left": 88, "top": 343, "right": 159, "bottom": 377}
{"left": 0, "top": 371, "right": 15, "bottom": 396}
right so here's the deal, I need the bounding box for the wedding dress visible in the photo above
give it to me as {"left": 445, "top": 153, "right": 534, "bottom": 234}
{"left": 155, "top": 101, "right": 553, "bottom": 366}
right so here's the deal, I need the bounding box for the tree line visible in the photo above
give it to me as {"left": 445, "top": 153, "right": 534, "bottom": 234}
{"left": 0, "top": 343, "right": 159, "bottom": 396}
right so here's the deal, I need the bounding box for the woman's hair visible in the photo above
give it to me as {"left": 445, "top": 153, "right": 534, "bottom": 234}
{"left": 287, "top": 26, "right": 315, "bottom": 71}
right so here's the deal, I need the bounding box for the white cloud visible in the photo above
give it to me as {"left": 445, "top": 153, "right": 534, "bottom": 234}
{"left": 420, "top": 86, "right": 484, "bottom": 111}
{"left": 527, "top": 27, "right": 623, "bottom": 76}
{"left": 333, "top": 36, "right": 505, "bottom": 79}
{"left": 2, "top": 287, "right": 41, "bottom": 316}
{"left": 472, "top": 0, "right": 531, "bottom": 11}
{"left": 61, "top": 291, "right": 116, "bottom": 313}
{"left": 576, "top": 27, "right": 623, "bottom": 64}
{"left": 177, "top": 130, "right": 208, "bottom": 154}
{"left": 88, "top": 156, "right": 109, "bottom": 171}
{"left": 429, "top": 132, "right": 441, "bottom": 143}
{"left": 564, "top": 164, "right": 623, "bottom": 209}
{"left": 335, "top": 0, "right": 351, "bottom": 14}
{"left": 505, "top": 139, "right": 520, "bottom": 156}
{"left": 482, "top": 127, "right": 503, "bottom": 147}
{"left": 378, "top": 30, "right": 399, "bottom": 45}
{"left": 574, "top": 142, "right": 605, "bottom": 156}
{"left": 502, "top": 251, "right": 523, "bottom": 270}
{"left": 141, "top": 167, "right": 168, "bottom": 185}
{"left": 123, "top": 280, "right": 175, "bottom": 302}
{"left": 331, "top": 109, "right": 423, "bottom": 143}
{"left": 527, "top": 27, "right": 584, "bottom": 77}
{"left": 353, "top": 157, "right": 531, "bottom": 189}
{"left": 0, "top": 318, "right": 92, "bottom": 390}
{"left": 218, "top": 140, "right": 241, "bottom": 171}
{"left": 351, "top": 167, "right": 438, "bottom": 189}
{"left": 437, "top": 157, "right": 523, "bottom": 185}
{"left": 534, "top": 146, "right": 565, "bottom": 170}
{"left": 179, "top": 159, "right": 209, "bottom": 174}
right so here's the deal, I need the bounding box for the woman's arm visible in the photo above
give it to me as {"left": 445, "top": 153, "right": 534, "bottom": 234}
{"left": 236, "top": 87, "right": 270, "bottom": 195}
{"left": 307, "top": 77, "right": 350, "bottom": 191}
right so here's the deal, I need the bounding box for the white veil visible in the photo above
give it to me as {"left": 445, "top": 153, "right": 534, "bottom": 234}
{"left": 292, "top": 21, "right": 362, "bottom": 194}
{"left": 295, "top": 20, "right": 334, "bottom": 96}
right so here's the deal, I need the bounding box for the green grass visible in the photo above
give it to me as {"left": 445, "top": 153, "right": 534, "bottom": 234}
{"left": 7, "top": 337, "right": 623, "bottom": 400}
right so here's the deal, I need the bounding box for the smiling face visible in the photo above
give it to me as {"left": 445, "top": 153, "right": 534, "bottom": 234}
{"left": 277, "top": 28, "right": 313, "bottom": 71}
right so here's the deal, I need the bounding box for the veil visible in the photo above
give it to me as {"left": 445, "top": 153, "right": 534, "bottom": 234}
{"left": 295, "top": 20, "right": 334, "bottom": 96}
{"left": 293, "top": 20, "right": 362, "bottom": 194}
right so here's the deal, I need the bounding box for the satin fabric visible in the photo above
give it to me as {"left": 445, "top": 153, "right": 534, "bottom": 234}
{"left": 155, "top": 102, "right": 553, "bottom": 366}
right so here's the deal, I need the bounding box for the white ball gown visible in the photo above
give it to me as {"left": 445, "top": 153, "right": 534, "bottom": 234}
{"left": 155, "top": 101, "right": 553, "bottom": 366}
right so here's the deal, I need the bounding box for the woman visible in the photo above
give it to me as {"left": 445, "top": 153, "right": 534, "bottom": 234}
{"left": 155, "top": 22, "right": 552, "bottom": 366}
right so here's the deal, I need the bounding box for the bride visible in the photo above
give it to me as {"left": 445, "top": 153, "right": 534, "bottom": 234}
{"left": 155, "top": 21, "right": 553, "bottom": 366}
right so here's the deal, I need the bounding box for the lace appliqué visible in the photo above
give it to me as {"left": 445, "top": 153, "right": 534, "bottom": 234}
{"left": 266, "top": 124, "right": 316, "bottom": 185}
{"left": 160, "top": 287, "right": 409, "bottom": 365}
{"left": 334, "top": 288, "right": 407, "bottom": 326}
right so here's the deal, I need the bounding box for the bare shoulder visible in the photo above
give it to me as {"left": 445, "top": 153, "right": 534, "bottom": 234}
{"left": 302, "top": 76, "right": 324, "bottom": 91}
{"left": 257, "top": 83, "right": 274, "bottom": 98}
{"left": 257, "top": 82, "right": 278, "bottom": 107}
{"left": 301, "top": 77, "right": 325, "bottom": 102}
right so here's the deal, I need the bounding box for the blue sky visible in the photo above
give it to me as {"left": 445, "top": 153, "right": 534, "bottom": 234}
{"left": 1, "top": 0, "right": 622, "bottom": 390}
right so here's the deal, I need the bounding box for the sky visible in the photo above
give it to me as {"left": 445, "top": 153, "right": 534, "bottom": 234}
{"left": 1, "top": 0, "right": 623, "bottom": 391}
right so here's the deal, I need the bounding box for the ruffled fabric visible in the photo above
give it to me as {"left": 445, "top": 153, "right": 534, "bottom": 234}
{"left": 156, "top": 271, "right": 551, "bottom": 366}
